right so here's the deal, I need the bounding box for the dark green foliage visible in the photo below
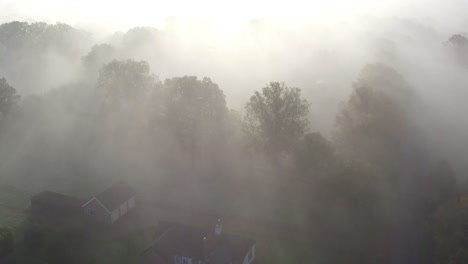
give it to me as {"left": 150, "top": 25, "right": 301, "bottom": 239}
{"left": 16, "top": 226, "right": 91, "bottom": 264}
{"left": 244, "top": 82, "right": 310, "bottom": 154}
{"left": 0, "top": 78, "right": 19, "bottom": 118}
{"left": 332, "top": 64, "right": 446, "bottom": 263}
{"left": 164, "top": 76, "right": 227, "bottom": 121}
{"left": 82, "top": 44, "right": 118, "bottom": 75}
{"left": 164, "top": 76, "right": 228, "bottom": 148}
{"left": 98, "top": 60, "right": 159, "bottom": 104}
{"left": 424, "top": 160, "right": 458, "bottom": 210}
{"left": 293, "top": 132, "right": 335, "bottom": 176}
{"left": 432, "top": 197, "right": 468, "bottom": 264}
{"left": 0, "top": 225, "right": 14, "bottom": 257}
{"left": 162, "top": 76, "right": 233, "bottom": 176}
{"left": 0, "top": 21, "right": 92, "bottom": 93}
{"left": 312, "top": 162, "right": 391, "bottom": 264}
{"left": 448, "top": 34, "right": 468, "bottom": 46}
{"left": 446, "top": 34, "right": 468, "bottom": 66}
{"left": 333, "top": 64, "right": 416, "bottom": 175}
{"left": 0, "top": 20, "right": 466, "bottom": 264}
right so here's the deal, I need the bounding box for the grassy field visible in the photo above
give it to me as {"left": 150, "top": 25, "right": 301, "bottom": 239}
{"left": 0, "top": 212, "right": 25, "bottom": 227}
{"left": 0, "top": 184, "right": 31, "bottom": 209}
{"left": 0, "top": 184, "right": 30, "bottom": 227}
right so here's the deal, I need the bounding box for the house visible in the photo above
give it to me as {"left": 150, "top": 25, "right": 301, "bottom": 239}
{"left": 30, "top": 191, "right": 83, "bottom": 225}
{"left": 81, "top": 181, "right": 136, "bottom": 224}
{"left": 143, "top": 220, "right": 256, "bottom": 264}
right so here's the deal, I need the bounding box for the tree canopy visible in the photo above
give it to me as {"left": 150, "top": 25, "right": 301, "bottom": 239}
{"left": 0, "top": 78, "right": 19, "bottom": 119}
{"left": 333, "top": 64, "right": 420, "bottom": 176}
{"left": 244, "top": 82, "right": 310, "bottom": 155}
{"left": 98, "top": 60, "right": 159, "bottom": 105}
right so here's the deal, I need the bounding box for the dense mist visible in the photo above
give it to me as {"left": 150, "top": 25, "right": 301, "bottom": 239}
{"left": 0, "top": 2, "right": 468, "bottom": 264}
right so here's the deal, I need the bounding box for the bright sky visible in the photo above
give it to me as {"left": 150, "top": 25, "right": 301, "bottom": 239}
{"left": 0, "top": 0, "right": 412, "bottom": 28}
{"left": 0, "top": 0, "right": 466, "bottom": 33}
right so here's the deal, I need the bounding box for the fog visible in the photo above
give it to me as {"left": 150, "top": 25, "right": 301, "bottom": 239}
{"left": 0, "top": 1, "right": 468, "bottom": 263}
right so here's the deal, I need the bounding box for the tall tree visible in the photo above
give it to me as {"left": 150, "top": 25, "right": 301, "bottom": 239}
{"left": 446, "top": 34, "right": 468, "bottom": 66}
{"left": 0, "top": 22, "right": 92, "bottom": 94}
{"left": 163, "top": 76, "right": 228, "bottom": 162}
{"left": 333, "top": 64, "right": 420, "bottom": 177}
{"left": 97, "top": 60, "right": 159, "bottom": 106}
{"left": 0, "top": 78, "right": 19, "bottom": 119}
{"left": 244, "top": 82, "right": 310, "bottom": 156}
{"left": 293, "top": 132, "right": 335, "bottom": 176}
{"left": 333, "top": 64, "right": 433, "bottom": 263}
{"left": 424, "top": 160, "right": 457, "bottom": 210}
{"left": 82, "top": 44, "right": 118, "bottom": 77}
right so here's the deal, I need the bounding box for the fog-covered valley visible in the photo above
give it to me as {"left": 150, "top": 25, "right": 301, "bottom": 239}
{"left": 0, "top": 1, "right": 468, "bottom": 263}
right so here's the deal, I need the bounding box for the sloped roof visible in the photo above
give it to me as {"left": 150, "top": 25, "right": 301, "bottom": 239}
{"left": 95, "top": 181, "right": 136, "bottom": 211}
{"left": 144, "top": 221, "right": 255, "bottom": 263}
{"left": 31, "top": 191, "right": 83, "bottom": 208}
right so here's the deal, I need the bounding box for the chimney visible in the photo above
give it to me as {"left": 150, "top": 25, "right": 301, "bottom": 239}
{"left": 214, "top": 218, "right": 222, "bottom": 236}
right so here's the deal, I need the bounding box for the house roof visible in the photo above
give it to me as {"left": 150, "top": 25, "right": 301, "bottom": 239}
{"left": 31, "top": 191, "right": 83, "bottom": 208}
{"left": 94, "top": 181, "right": 136, "bottom": 211}
{"left": 143, "top": 221, "right": 255, "bottom": 263}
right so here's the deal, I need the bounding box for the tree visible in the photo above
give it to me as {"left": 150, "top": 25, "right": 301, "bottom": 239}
{"left": 0, "top": 225, "right": 14, "bottom": 257}
{"left": 333, "top": 64, "right": 432, "bottom": 263}
{"left": 0, "top": 77, "right": 19, "bottom": 119}
{"left": 333, "top": 64, "right": 420, "bottom": 176}
{"left": 312, "top": 161, "right": 390, "bottom": 264}
{"left": 424, "top": 160, "right": 457, "bottom": 210}
{"left": 293, "top": 132, "right": 335, "bottom": 176}
{"left": 97, "top": 60, "right": 159, "bottom": 106}
{"left": 244, "top": 82, "right": 309, "bottom": 155}
{"left": 447, "top": 34, "right": 468, "bottom": 47}
{"left": 446, "top": 34, "right": 468, "bottom": 66}
{"left": 82, "top": 44, "right": 118, "bottom": 76}
{"left": 432, "top": 196, "right": 468, "bottom": 264}
{"left": 163, "top": 76, "right": 229, "bottom": 167}
{"left": 0, "top": 22, "right": 92, "bottom": 94}
{"left": 164, "top": 76, "right": 227, "bottom": 128}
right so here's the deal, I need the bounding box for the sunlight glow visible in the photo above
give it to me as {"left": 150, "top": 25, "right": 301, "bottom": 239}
{"left": 2, "top": 0, "right": 405, "bottom": 33}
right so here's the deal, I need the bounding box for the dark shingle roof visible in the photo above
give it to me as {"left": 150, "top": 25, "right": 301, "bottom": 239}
{"left": 96, "top": 181, "right": 136, "bottom": 211}
{"left": 144, "top": 221, "right": 255, "bottom": 263}
{"left": 31, "top": 191, "right": 83, "bottom": 220}
{"left": 31, "top": 191, "right": 83, "bottom": 208}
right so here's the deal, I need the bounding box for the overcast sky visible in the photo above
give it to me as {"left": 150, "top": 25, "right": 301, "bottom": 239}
{"left": 1, "top": 0, "right": 467, "bottom": 34}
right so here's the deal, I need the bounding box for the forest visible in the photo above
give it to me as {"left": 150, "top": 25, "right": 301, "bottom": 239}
{"left": 0, "top": 18, "right": 467, "bottom": 264}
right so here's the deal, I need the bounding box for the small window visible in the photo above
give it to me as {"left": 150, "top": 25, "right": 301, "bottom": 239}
{"left": 87, "top": 208, "right": 96, "bottom": 216}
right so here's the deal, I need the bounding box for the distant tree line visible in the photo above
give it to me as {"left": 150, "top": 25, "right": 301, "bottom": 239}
{"left": 0, "top": 21, "right": 466, "bottom": 264}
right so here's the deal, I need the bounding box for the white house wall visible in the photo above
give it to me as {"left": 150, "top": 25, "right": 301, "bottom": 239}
{"left": 111, "top": 209, "right": 119, "bottom": 223}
